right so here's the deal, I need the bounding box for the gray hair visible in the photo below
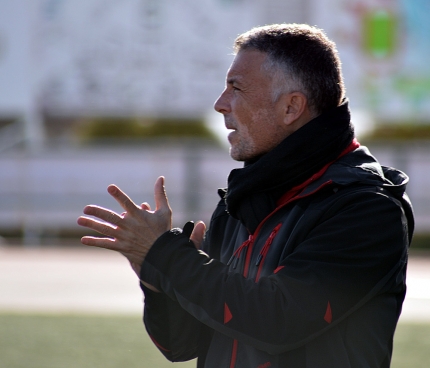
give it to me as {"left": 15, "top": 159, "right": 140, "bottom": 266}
{"left": 234, "top": 24, "right": 345, "bottom": 115}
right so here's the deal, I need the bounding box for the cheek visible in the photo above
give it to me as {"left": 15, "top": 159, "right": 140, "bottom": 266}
{"left": 249, "top": 109, "right": 277, "bottom": 145}
{"left": 236, "top": 123, "right": 252, "bottom": 145}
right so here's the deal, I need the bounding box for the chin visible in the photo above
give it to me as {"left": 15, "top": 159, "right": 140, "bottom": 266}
{"left": 229, "top": 148, "right": 256, "bottom": 162}
{"left": 229, "top": 147, "right": 244, "bottom": 162}
{"left": 229, "top": 150, "right": 243, "bottom": 162}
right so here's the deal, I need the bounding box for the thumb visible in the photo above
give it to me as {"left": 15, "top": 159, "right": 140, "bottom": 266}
{"left": 190, "top": 221, "right": 206, "bottom": 249}
{"left": 154, "top": 176, "right": 171, "bottom": 212}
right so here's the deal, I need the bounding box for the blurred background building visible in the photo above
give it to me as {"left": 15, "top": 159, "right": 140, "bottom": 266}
{"left": 0, "top": 0, "right": 429, "bottom": 245}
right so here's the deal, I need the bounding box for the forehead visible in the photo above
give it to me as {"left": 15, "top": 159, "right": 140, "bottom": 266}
{"left": 226, "top": 50, "right": 270, "bottom": 84}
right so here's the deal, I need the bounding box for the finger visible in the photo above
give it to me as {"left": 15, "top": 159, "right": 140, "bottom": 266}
{"left": 81, "top": 236, "right": 118, "bottom": 250}
{"left": 140, "top": 280, "right": 161, "bottom": 293}
{"left": 190, "top": 221, "right": 206, "bottom": 249}
{"left": 77, "top": 216, "right": 117, "bottom": 237}
{"left": 141, "top": 202, "right": 151, "bottom": 211}
{"left": 154, "top": 176, "right": 171, "bottom": 212}
{"left": 107, "top": 184, "right": 139, "bottom": 214}
{"left": 82, "top": 205, "right": 123, "bottom": 226}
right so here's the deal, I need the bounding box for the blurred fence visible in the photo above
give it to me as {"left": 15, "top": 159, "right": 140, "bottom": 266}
{"left": 0, "top": 141, "right": 428, "bottom": 244}
{"left": 0, "top": 142, "right": 239, "bottom": 244}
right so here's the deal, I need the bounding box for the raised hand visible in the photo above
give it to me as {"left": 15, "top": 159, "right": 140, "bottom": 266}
{"left": 77, "top": 176, "right": 172, "bottom": 275}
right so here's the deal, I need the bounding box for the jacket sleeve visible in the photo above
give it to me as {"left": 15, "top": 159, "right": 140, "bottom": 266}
{"left": 140, "top": 188, "right": 410, "bottom": 355}
{"left": 141, "top": 227, "right": 212, "bottom": 362}
{"left": 142, "top": 285, "right": 207, "bottom": 362}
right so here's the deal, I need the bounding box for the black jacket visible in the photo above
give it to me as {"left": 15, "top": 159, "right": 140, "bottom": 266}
{"left": 140, "top": 146, "right": 414, "bottom": 367}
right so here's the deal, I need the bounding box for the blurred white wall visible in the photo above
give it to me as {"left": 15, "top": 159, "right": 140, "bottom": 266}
{"left": 1, "top": 0, "right": 430, "bottom": 242}
{"left": 1, "top": 0, "right": 430, "bottom": 140}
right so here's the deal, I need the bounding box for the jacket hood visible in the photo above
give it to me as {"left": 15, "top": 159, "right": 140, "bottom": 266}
{"left": 220, "top": 146, "right": 409, "bottom": 203}
{"left": 304, "top": 146, "right": 409, "bottom": 198}
{"left": 306, "top": 145, "right": 415, "bottom": 242}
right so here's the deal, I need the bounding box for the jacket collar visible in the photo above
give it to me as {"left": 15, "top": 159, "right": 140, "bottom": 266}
{"left": 300, "top": 146, "right": 410, "bottom": 199}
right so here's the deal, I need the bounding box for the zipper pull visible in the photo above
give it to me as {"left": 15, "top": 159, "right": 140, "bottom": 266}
{"left": 255, "top": 254, "right": 263, "bottom": 266}
{"left": 227, "top": 254, "right": 235, "bottom": 266}
{"left": 226, "top": 252, "right": 241, "bottom": 269}
{"left": 255, "top": 223, "right": 282, "bottom": 266}
{"left": 227, "top": 253, "right": 235, "bottom": 266}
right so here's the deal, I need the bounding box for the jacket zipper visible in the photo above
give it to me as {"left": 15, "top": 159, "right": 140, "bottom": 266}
{"left": 227, "top": 235, "right": 254, "bottom": 269}
{"left": 255, "top": 223, "right": 282, "bottom": 267}
{"left": 254, "top": 223, "right": 282, "bottom": 283}
{"left": 224, "top": 141, "right": 359, "bottom": 368}
{"left": 226, "top": 182, "right": 330, "bottom": 367}
{"left": 227, "top": 224, "right": 282, "bottom": 367}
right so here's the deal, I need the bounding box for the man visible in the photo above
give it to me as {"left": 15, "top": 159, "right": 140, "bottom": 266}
{"left": 78, "top": 24, "right": 414, "bottom": 367}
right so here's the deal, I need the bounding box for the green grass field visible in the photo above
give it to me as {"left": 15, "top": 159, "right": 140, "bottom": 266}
{"left": 1, "top": 313, "right": 429, "bottom": 368}
{"left": 0, "top": 313, "right": 195, "bottom": 368}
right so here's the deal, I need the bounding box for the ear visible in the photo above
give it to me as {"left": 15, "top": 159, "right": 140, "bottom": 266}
{"left": 282, "top": 92, "right": 312, "bottom": 127}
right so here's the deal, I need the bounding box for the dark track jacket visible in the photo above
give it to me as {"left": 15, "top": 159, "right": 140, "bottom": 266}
{"left": 140, "top": 146, "right": 414, "bottom": 368}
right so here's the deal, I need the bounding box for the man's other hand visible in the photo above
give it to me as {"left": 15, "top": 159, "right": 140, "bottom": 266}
{"left": 77, "top": 176, "right": 172, "bottom": 275}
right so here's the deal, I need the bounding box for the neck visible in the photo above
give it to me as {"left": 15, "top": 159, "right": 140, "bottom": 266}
{"left": 226, "top": 99, "right": 355, "bottom": 232}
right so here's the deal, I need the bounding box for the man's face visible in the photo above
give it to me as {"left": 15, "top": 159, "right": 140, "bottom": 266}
{"left": 214, "top": 50, "right": 289, "bottom": 161}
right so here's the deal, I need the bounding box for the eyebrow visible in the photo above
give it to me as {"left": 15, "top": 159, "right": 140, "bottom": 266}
{"left": 227, "top": 77, "right": 242, "bottom": 86}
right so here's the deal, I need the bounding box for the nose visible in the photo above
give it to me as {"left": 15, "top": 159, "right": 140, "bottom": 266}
{"left": 214, "top": 88, "right": 230, "bottom": 114}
